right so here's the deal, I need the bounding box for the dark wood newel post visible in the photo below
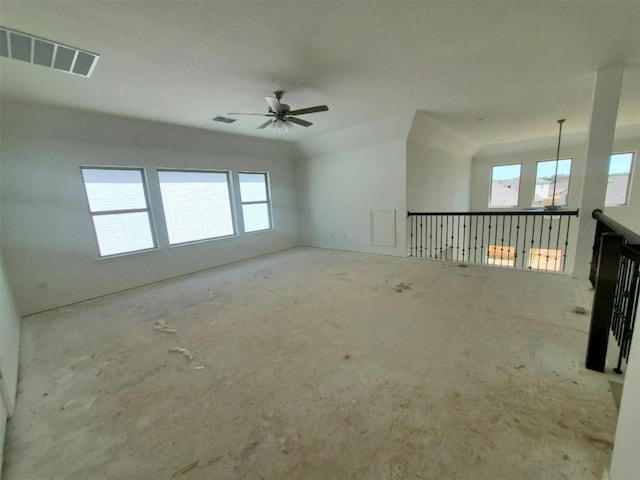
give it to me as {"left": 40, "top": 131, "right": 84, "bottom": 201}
{"left": 586, "top": 232, "right": 623, "bottom": 372}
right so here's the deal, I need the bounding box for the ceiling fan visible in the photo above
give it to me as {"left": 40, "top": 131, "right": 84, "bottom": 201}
{"left": 228, "top": 91, "right": 329, "bottom": 135}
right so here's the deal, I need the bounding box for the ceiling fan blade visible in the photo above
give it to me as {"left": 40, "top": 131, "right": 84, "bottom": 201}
{"left": 258, "top": 119, "right": 274, "bottom": 129}
{"left": 265, "top": 96, "right": 283, "bottom": 113}
{"left": 228, "top": 112, "right": 272, "bottom": 116}
{"left": 287, "top": 105, "right": 329, "bottom": 116}
{"left": 287, "top": 116, "right": 313, "bottom": 127}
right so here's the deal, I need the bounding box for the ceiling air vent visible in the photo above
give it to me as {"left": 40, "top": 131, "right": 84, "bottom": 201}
{"left": 0, "top": 26, "right": 99, "bottom": 77}
{"left": 212, "top": 116, "right": 237, "bottom": 124}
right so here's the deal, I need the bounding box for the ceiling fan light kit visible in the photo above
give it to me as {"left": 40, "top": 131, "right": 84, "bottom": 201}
{"left": 228, "top": 90, "right": 328, "bottom": 138}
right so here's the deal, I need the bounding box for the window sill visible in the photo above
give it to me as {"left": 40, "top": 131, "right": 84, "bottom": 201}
{"left": 96, "top": 247, "right": 160, "bottom": 262}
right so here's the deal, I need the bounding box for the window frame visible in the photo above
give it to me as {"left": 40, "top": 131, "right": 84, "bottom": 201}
{"left": 489, "top": 163, "right": 522, "bottom": 208}
{"left": 531, "top": 157, "right": 573, "bottom": 208}
{"left": 157, "top": 168, "right": 237, "bottom": 246}
{"left": 238, "top": 171, "right": 273, "bottom": 233}
{"left": 80, "top": 166, "right": 158, "bottom": 258}
{"left": 605, "top": 151, "right": 635, "bottom": 207}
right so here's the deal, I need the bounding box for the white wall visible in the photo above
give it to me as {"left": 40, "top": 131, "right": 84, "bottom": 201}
{"left": 608, "top": 306, "right": 640, "bottom": 480}
{"left": 0, "top": 257, "right": 20, "bottom": 409}
{"left": 296, "top": 113, "right": 412, "bottom": 256}
{"left": 0, "top": 156, "right": 21, "bottom": 478}
{"left": 406, "top": 111, "right": 477, "bottom": 212}
{"left": 0, "top": 101, "right": 299, "bottom": 315}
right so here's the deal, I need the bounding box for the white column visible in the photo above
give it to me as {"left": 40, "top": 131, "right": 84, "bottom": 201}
{"left": 573, "top": 64, "right": 624, "bottom": 278}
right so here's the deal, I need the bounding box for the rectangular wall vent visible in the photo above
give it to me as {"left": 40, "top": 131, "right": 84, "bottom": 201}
{"left": 0, "top": 26, "right": 99, "bottom": 78}
{"left": 212, "top": 116, "right": 237, "bottom": 124}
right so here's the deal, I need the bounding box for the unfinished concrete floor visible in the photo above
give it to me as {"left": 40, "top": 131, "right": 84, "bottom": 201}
{"left": 4, "top": 247, "right": 618, "bottom": 479}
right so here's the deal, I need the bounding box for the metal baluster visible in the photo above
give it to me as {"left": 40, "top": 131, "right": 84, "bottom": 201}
{"left": 522, "top": 216, "right": 528, "bottom": 269}
{"left": 433, "top": 215, "right": 438, "bottom": 260}
{"left": 416, "top": 215, "right": 424, "bottom": 258}
{"left": 622, "top": 263, "right": 640, "bottom": 360}
{"left": 481, "top": 215, "right": 486, "bottom": 264}
{"left": 545, "top": 215, "right": 554, "bottom": 271}
{"left": 409, "top": 214, "right": 414, "bottom": 256}
{"left": 493, "top": 215, "right": 498, "bottom": 264}
{"left": 457, "top": 215, "right": 461, "bottom": 262}
{"left": 438, "top": 215, "right": 443, "bottom": 259}
{"left": 555, "top": 215, "right": 563, "bottom": 271}
{"left": 462, "top": 215, "right": 467, "bottom": 262}
{"left": 515, "top": 215, "right": 520, "bottom": 268}
{"left": 563, "top": 216, "right": 571, "bottom": 272}
{"left": 611, "top": 259, "right": 625, "bottom": 343}
{"left": 474, "top": 215, "right": 479, "bottom": 263}
{"left": 466, "top": 215, "right": 471, "bottom": 262}
{"left": 429, "top": 215, "right": 433, "bottom": 259}
{"left": 507, "top": 215, "right": 513, "bottom": 268}
{"left": 496, "top": 217, "right": 504, "bottom": 267}
{"left": 617, "top": 258, "right": 632, "bottom": 342}
{"left": 445, "top": 215, "right": 450, "bottom": 260}
{"left": 537, "top": 215, "right": 544, "bottom": 271}
{"left": 530, "top": 216, "right": 537, "bottom": 269}
{"left": 615, "top": 260, "right": 639, "bottom": 373}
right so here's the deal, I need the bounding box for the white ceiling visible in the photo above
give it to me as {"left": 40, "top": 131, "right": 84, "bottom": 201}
{"left": 1, "top": 1, "right": 639, "bottom": 147}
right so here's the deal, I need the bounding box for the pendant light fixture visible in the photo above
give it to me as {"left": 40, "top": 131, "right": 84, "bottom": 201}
{"left": 545, "top": 118, "right": 566, "bottom": 212}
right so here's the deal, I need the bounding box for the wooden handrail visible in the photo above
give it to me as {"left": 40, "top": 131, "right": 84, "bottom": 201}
{"left": 408, "top": 209, "right": 580, "bottom": 217}
{"left": 592, "top": 209, "right": 640, "bottom": 245}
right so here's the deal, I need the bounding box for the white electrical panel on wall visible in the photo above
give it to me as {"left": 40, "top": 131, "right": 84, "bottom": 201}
{"left": 370, "top": 209, "right": 396, "bottom": 247}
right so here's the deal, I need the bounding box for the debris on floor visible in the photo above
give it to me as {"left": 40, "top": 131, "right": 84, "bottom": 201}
{"left": 169, "top": 347, "right": 194, "bottom": 361}
{"left": 343, "top": 354, "right": 351, "bottom": 360}
{"left": 572, "top": 306, "right": 588, "bottom": 315}
{"left": 60, "top": 399, "right": 75, "bottom": 410}
{"left": 154, "top": 320, "right": 178, "bottom": 333}
{"left": 194, "top": 366, "right": 205, "bottom": 370}
{"left": 171, "top": 460, "right": 199, "bottom": 477}
{"left": 394, "top": 282, "right": 412, "bottom": 292}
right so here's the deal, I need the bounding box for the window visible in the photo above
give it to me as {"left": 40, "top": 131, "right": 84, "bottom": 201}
{"left": 529, "top": 248, "right": 563, "bottom": 272}
{"left": 606, "top": 152, "right": 634, "bottom": 206}
{"left": 490, "top": 164, "right": 521, "bottom": 207}
{"left": 239, "top": 172, "right": 272, "bottom": 232}
{"left": 532, "top": 158, "right": 572, "bottom": 208}
{"left": 158, "top": 170, "right": 234, "bottom": 245}
{"left": 487, "top": 245, "right": 516, "bottom": 267}
{"left": 80, "top": 167, "right": 156, "bottom": 257}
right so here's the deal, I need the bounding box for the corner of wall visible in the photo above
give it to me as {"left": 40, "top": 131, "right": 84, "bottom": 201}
{"left": 0, "top": 245, "right": 21, "bottom": 415}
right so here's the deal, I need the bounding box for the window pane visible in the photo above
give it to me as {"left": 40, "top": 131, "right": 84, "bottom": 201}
{"left": 158, "top": 171, "right": 234, "bottom": 245}
{"left": 82, "top": 168, "right": 148, "bottom": 212}
{"left": 490, "top": 164, "right": 521, "bottom": 207}
{"left": 606, "top": 153, "right": 634, "bottom": 206}
{"left": 486, "top": 245, "right": 516, "bottom": 267}
{"left": 532, "top": 159, "right": 572, "bottom": 207}
{"left": 92, "top": 212, "right": 155, "bottom": 256}
{"left": 239, "top": 173, "right": 268, "bottom": 202}
{"left": 242, "top": 203, "right": 271, "bottom": 232}
{"left": 529, "top": 248, "right": 563, "bottom": 272}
